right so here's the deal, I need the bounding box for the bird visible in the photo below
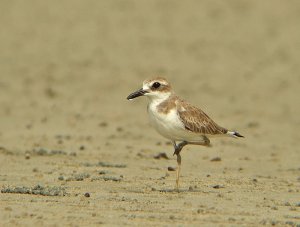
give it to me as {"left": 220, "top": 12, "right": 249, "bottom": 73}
{"left": 127, "top": 77, "right": 244, "bottom": 190}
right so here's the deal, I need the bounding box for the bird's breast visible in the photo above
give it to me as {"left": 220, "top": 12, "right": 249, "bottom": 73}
{"left": 147, "top": 102, "right": 186, "bottom": 140}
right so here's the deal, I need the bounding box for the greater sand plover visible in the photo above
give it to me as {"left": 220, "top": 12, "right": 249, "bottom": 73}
{"left": 127, "top": 77, "right": 244, "bottom": 189}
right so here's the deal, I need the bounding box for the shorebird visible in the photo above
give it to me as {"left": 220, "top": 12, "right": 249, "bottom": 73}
{"left": 127, "top": 77, "right": 244, "bottom": 189}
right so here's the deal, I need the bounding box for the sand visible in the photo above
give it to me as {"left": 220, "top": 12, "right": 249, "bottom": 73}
{"left": 0, "top": 1, "right": 299, "bottom": 226}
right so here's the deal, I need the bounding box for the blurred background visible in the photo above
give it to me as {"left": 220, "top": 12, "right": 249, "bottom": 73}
{"left": 0, "top": 1, "right": 299, "bottom": 138}
{"left": 0, "top": 1, "right": 299, "bottom": 225}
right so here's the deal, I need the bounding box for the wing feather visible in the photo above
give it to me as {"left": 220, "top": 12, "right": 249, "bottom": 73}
{"left": 177, "top": 99, "right": 227, "bottom": 135}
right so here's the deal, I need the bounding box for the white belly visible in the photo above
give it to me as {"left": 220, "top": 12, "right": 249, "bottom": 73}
{"left": 147, "top": 103, "right": 203, "bottom": 142}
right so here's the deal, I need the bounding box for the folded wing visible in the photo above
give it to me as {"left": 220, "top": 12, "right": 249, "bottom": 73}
{"left": 177, "top": 100, "right": 228, "bottom": 135}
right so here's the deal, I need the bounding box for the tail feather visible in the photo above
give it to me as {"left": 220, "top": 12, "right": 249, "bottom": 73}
{"left": 227, "top": 131, "right": 244, "bottom": 138}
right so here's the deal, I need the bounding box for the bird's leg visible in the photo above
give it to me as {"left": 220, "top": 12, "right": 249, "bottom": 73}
{"left": 172, "top": 141, "right": 188, "bottom": 190}
{"left": 186, "top": 141, "right": 211, "bottom": 147}
{"left": 186, "top": 136, "right": 211, "bottom": 147}
{"left": 176, "top": 153, "right": 181, "bottom": 190}
{"left": 173, "top": 141, "right": 188, "bottom": 156}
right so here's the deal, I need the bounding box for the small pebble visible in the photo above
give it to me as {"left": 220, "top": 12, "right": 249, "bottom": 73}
{"left": 169, "top": 215, "right": 175, "bottom": 220}
{"left": 25, "top": 153, "right": 30, "bottom": 160}
{"left": 84, "top": 192, "right": 90, "bottom": 198}
{"left": 57, "top": 140, "right": 63, "bottom": 144}
{"left": 116, "top": 127, "right": 123, "bottom": 132}
{"left": 197, "top": 209, "right": 203, "bottom": 214}
{"left": 167, "top": 166, "right": 176, "bottom": 171}
{"left": 154, "top": 152, "right": 169, "bottom": 160}
{"left": 79, "top": 145, "right": 85, "bottom": 150}
{"left": 212, "top": 185, "right": 225, "bottom": 189}
{"left": 99, "top": 170, "right": 107, "bottom": 175}
{"left": 210, "top": 157, "right": 221, "bottom": 162}
{"left": 70, "top": 152, "right": 77, "bottom": 156}
{"left": 99, "top": 122, "right": 108, "bottom": 127}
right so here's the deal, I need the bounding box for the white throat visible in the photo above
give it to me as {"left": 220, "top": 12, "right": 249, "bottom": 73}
{"left": 146, "top": 92, "right": 172, "bottom": 106}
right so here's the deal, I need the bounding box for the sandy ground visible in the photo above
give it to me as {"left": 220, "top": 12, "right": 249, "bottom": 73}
{"left": 0, "top": 1, "right": 299, "bottom": 226}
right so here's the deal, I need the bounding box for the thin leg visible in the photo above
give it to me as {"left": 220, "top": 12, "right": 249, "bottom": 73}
{"left": 172, "top": 141, "right": 188, "bottom": 190}
{"left": 176, "top": 153, "right": 181, "bottom": 190}
{"left": 187, "top": 136, "right": 211, "bottom": 147}
{"left": 187, "top": 141, "right": 211, "bottom": 147}
{"left": 171, "top": 138, "right": 210, "bottom": 190}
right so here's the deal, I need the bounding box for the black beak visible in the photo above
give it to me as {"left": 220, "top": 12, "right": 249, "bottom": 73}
{"left": 127, "top": 88, "right": 148, "bottom": 100}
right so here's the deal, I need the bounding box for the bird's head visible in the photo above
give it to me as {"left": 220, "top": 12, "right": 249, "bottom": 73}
{"left": 127, "top": 77, "right": 173, "bottom": 101}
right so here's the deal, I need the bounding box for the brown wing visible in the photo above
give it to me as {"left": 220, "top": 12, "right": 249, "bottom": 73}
{"left": 177, "top": 99, "right": 227, "bottom": 135}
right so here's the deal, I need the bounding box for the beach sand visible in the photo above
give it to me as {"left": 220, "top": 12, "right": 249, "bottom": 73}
{"left": 0, "top": 1, "right": 299, "bottom": 226}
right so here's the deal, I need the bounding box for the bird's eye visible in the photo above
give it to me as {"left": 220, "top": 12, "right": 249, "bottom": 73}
{"left": 152, "top": 82, "right": 161, "bottom": 89}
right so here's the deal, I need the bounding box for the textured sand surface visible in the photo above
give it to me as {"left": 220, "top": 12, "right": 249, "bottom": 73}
{"left": 0, "top": 1, "right": 299, "bottom": 226}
